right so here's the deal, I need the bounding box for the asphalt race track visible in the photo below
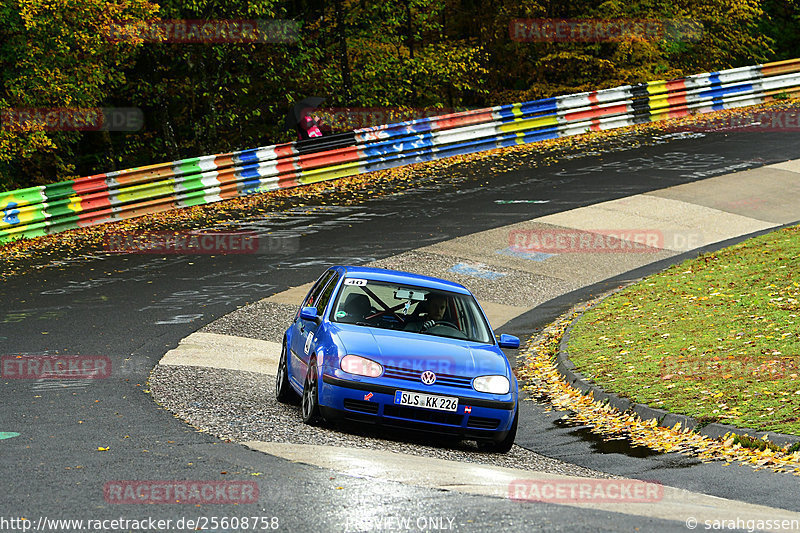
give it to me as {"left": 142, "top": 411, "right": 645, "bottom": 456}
{"left": 2, "top": 126, "right": 800, "bottom": 532}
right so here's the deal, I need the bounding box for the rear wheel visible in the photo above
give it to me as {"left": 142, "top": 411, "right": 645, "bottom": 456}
{"left": 478, "top": 404, "right": 518, "bottom": 453}
{"left": 301, "top": 360, "right": 322, "bottom": 425}
{"left": 276, "top": 341, "right": 297, "bottom": 403}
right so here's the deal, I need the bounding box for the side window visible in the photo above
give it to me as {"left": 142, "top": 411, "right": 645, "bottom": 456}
{"left": 314, "top": 273, "right": 340, "bottom": 314}
{"left": 302, "top": 270, "right": 335, "bottom": 310}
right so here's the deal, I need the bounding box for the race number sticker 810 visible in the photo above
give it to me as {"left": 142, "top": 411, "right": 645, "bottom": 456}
{"left": 344, "top": 278, "right": 367, "bottom": 286}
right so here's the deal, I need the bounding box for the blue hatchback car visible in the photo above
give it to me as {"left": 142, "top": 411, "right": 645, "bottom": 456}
{"left": 277, "top": 266, "right": 521, "bottom": 452}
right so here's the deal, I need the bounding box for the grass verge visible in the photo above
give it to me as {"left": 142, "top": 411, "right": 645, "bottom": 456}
{"left": 567, "top": 224, "right": 800, "bottom": 435}
{"left": 518, "top": 303, "right": 800, "bottom": 474}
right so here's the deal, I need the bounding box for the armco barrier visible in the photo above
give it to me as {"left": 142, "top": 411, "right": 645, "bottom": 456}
{"left": 2, "top": 58, "right": 799, "bottom": 244}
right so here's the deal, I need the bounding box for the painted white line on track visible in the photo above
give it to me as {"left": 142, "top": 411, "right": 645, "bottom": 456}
{"left": 159, "top": 331, "right": 280, "bottom": 375}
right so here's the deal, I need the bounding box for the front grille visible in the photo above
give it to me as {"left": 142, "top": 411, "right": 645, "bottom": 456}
{"left": 383, "top": 405, "right": 463, "bottom": 426}
{"left": 382, "top": 365, "right": 473, "bottom": 389}
{"left": 343, "top": 399, "right": 379, "bottom": 414}
{"left": 467, "top": 416, "right": 501, "bottom": 429}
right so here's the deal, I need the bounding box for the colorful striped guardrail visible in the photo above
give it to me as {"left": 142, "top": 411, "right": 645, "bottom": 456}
{"left": 2, "top": 58, "right": 799, "bottom": 244}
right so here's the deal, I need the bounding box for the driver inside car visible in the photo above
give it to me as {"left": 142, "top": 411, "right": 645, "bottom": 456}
{"left": 405, "top": 293, "right": 450, "bottom": 332}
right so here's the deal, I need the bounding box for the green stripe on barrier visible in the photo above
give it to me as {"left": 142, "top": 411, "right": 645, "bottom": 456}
{"left": 114, "top": 179, "right": 176, "bottom": 204}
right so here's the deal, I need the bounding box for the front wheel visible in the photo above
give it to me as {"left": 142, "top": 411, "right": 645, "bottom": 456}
{"left": 276, "top": 341, "right": 298, "bottom": 404}
{"left": 301, "top": 360, "right": 322, "bottom": 425}
{"left": 478, "top": 404, "right": 518, "bottom": 453}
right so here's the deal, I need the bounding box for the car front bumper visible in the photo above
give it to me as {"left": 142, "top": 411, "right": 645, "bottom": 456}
{"left": 319, "top": 374, "right": 516, "bottom": 441}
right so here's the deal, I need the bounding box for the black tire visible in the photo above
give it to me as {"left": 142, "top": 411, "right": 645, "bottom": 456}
{"left": 276, "top": 341, "right": 298, "bottom": 404}
{"left": 301, "top": 360, "right": 322, "bottom": 425}
{"left": 478, "top": 404, "right": 518, "bottom": 453}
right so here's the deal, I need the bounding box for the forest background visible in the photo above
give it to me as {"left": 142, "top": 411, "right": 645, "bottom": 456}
{"left": 1, "top": 0, "right": 797, "bottom": 190}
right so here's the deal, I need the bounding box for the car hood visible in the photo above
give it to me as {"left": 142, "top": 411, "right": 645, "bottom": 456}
{"left": 330, "top": 324, "right": 509, "bottom": 377}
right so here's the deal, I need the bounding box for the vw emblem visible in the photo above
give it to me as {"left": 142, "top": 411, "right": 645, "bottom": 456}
{"left": 420, "top": 371, "right": 436, "bottom": 385}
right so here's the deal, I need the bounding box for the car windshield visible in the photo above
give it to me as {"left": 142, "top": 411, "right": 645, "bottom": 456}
{"left": 330, "top": 277, "right": 494, "bottom": 343}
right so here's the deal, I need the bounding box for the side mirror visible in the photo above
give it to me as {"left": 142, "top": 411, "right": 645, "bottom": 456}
{"left": 497, "top": 334, "right": 520, "bottom": 349}
{"left": 299, "top": 306, "right": 320, "bottom": 323}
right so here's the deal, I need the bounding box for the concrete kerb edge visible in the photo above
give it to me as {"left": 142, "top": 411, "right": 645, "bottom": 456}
{"left": 547, "top": 230, "right": 800, "bottom": 450}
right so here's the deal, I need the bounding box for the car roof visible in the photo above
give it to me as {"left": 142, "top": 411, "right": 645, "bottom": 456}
{"left": 337, "top": 266, "right": 471, "bottom": 295}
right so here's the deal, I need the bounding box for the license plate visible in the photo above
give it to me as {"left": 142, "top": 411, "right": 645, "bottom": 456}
{"left": 393, "top": 390, "right": 458, "bottom": 412}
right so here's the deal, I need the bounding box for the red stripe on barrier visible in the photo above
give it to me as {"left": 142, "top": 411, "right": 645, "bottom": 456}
{"left": 77, "top": 206, "right": 115, "bottom": 227}
{"left": 72, "top": 173, "right": 111, "bottom": 195}
{"left": 215, "top": 169, "right": 241, "bottom": 200}
{"left": 71, "top": 175, "right": 112, "bottom": 223}
{"left": 214, "top": 154, "right": 235, "bottom": 171}
{"left": 667, "top": 93, "right": 688, "bottom": 106}
{"left": 564, "top": 103, "right": 629, "bottom": 122}
{"left": 666, "top": 107, "right": 691, "bottom": 119}
{"left": 76, "top": 193, "right": 112, "bottom": 212}
{"left": 665, "top": 79, "right": 687, "bottom": 92}
{"left": 435, "top": 110, "right": 495, "bottom": 130}
{"left": 276, "top": 159, "right": 298, "bottom": 176}
{"left": 274, "top": 144, "right": 296, "bottom": 159}
{"left": 276, "top": 172, "right": 300, "bottom": 189}
{"left": 297, "top": 146, "right": 360, "bottom": 170}
{"left": 112, "top": 164, "right": 177, "bottom": 186}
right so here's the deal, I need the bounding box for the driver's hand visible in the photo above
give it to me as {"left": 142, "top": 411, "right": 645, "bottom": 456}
{"left": 422, "top": 319, "right": 435, "bottom": 330}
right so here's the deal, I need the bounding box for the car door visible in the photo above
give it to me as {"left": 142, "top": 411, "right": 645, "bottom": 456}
{"left": 289, "top": 270, "right": 336, "bottom": 387}
{"left": 295, "top": 271, "right": 340, "bottom": 382}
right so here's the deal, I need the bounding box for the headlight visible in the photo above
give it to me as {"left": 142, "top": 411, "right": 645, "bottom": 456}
{"left": 340, "top": 354, "right": 383, "bottom": 378}
{"left": 473, "top": 375, "right": 510, "bottom": 394}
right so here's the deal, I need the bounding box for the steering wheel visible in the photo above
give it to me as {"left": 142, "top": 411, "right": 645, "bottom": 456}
{"left": 426, "top": 320, "right": 460, "bottom": 331}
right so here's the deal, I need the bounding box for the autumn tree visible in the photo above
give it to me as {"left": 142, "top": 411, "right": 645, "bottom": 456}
{"left": 0, "top": 0, "right": 158, "bottom": 190}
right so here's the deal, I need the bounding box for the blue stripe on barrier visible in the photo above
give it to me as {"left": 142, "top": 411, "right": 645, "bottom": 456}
{"left": 363, "top": 152, "right": 437, "bottom": 172}
{"left": 384, "top": 121, "right": 436, "bottom": 136}
{"left": 237, "top": 164, "right": 263, "bottom": 179}
{"left": 356, "top": 117, "right": 437, "bottom": 138}
{"left": 700, "top": 83, "right": 754, "bottom": 99}
{"left": 241, "top": 179, "right": 261, "bottom": 194}
{"left": 235, "top": 149, "right": 261, "bottom": 165}
{"left": 237, "top": 165, "right": 268, "bottom": 193}
{"left": 520, "top": 98, "right": 558, "bottom": 115}
{"left": 522, "top": 127, "right": 560, "bottom": 143}
{"left": 361, "top": 134, "right": 435, "bottom": 158}
{"left": 434, "top": 138, "right": 503, "bottom": 157}
{"left": 496, "top": 98, "right": 558, "bottom": 120}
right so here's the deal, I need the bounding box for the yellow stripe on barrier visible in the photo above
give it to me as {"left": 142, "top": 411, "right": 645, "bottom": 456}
{"left": 646, "top": 81, "right": 668, "bottom": 95}
{"left": 498, "top": 115, "right": 558, "bottom": 133}
{"left": 298, "top": 161, "right": 362, "bottom": 185}
{"left": 113, "top": 179, "right": 176, "bottom": 204}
